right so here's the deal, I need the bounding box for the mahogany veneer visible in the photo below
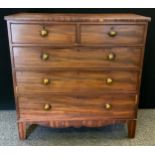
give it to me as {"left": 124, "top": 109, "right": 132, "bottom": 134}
{"left": 5, "top": 13, "right": 151, "bottom": 140}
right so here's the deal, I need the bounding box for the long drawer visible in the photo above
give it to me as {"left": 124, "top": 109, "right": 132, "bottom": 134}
{"left": 16, "top": 71, "right": 138, "bottom": 94}
{"left": 18, "top": 94, "right": 136, "bottom": 120}
{"left": 81, "top": 24, "right": 145, "bottom": 44}
{"left": 13, "top": 47, "right": 141, "bottom": 69}
{"left": 11, "top": 24, "right": 76, "bottom": 44}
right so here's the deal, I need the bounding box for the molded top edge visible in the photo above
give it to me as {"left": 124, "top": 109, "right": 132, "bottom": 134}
{"left": 4, "top": 13, "right": 151, "bottom": 22}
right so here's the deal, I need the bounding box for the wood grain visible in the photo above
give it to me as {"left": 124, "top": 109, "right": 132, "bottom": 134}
{"left": 5, "top": 13, "right": 150, "bottom": 139}
{"left": 13, "top": 47, "right": 142, "bottom": 69}
{"left": 11, "top": 24, "right": 76, "bottom": 44}
{"left": 4, "top": 13, "right": 151, "bottom": 22}
{"left": 18, "top": 94, "right": 136, "bottom": 120}
{"left": 81, "top": 24, "right": 145, "bottom": 44}
{"left": 29, "top": 119, "right": 128, "bottom": 128}
{"left": 16, "top": 71, "right": 138, "bottom": 94}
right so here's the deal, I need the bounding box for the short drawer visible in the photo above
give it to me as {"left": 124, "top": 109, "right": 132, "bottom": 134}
{"left": 11, "top": 24, "right": 76, "bottom": 44}
{"left": 81, "top": 24, "right": 145, "bottom": 44}
{"left": 13, "top": 47, "right": 141, "bottom": 69}
{"left": 16, "top": 71, "right": 138, "bottom": 94}
{"left": 18, "top": 94, "right": 136, "bottom": 120}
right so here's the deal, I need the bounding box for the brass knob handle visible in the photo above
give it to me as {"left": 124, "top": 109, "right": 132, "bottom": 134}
{"left": 43, "top": 104, "right": 51, "bottom": 111}
{"left": 105, "top": 103, "right": 112, "bottom": 110}
{"left": 106, "top": 78, "right": 113, "bottom": 85}
{"left": 108, "top": 30, "right": 117, "bottom": 37}
{"left": 43, "top": 78, "right": 50, "bottom": 85}
{"left": 107, "top": 53, "right": 115, "bottom": 61}
{"left": 41, "top": 53, "right": 49, "bottom": 61}
{"left": 40, "top": 29, "right": 48, "bottom": 37}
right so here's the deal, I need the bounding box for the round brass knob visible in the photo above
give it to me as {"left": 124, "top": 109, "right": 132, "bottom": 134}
{"left": 43, "top": 104, "right": 51, "bottom": 111}
{"left": 108, "top": 30, "right": 117, "bottom": 37}
{"left": 105, "top": 103, "right": 112, "bottom": 110}
{"left": 106, "top": 78, "right": 113, "bottom": 85}
{"left": 43, "top": 78, "right": 50, "bottom": 85}
{"left": 40, "top": 29, "right": 48, "bottom": 37}
{"left": 107, "top": 53, "right": 115, "bottom": 61}
{"left": 41, "top": 53, "right": 49, "bottom": 61}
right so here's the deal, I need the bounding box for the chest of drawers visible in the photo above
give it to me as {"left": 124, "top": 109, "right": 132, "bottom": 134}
{"left": 5, "top": 13, "right": 151, "bottom": 140}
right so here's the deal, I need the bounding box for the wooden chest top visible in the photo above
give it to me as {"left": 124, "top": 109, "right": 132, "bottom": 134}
{"left": 5, "top": 13, "right": 151, "bottom": 22}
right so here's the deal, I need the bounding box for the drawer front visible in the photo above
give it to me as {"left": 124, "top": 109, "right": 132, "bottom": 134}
{"left": 11, "top": 24, "right": 76, "bottom": 44}
{"left": 16, "top": 71, "right": 138, "bottom": 94}
{"left": 81, "top": 24, "right": 145, "bottom": 44}
{"left": 18, "top": 94, "right": 136, "bottom": 120}
{"left": 13, "top": 47, "right": 141, "bottom": 69}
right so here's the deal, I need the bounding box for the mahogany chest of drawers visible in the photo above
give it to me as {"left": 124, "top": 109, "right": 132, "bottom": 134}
{"left": 5, "top": 13, "right": 151, "bottom": 140}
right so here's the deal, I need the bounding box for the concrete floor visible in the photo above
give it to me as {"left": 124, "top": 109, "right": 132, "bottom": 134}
{"left": 0, "top": 109, "right": 155, "bottom": 145}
